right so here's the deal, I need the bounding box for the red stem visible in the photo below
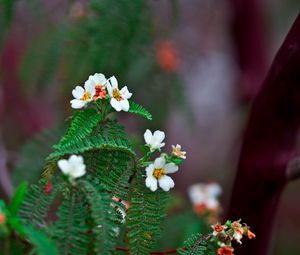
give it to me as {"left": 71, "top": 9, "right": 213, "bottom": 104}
{"left": 115, "top": 247, "right": 187, "bottom": 254}
{"left": 227, "top": 12, "right": 300, "bottom": 255}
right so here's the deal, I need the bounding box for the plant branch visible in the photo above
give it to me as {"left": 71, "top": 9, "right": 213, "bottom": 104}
{"left": 115, "top": 247, "right": 187, "bottom": 254}
{"left": 230, "top": 0, "right": 267, "bottom": 101}
{"left": 227, "top": 12, "right": 300, "bottom": 255}
{"left": 286, "top": 157, "right": 300, "bottom": 181}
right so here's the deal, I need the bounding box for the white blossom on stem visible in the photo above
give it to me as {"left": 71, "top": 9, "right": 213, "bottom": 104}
{"left": 106, "top": 76, "right": 132, "bottom": 112}
{"left": 57, "top": 155, "right": 86, "bottom": 180}
{"left": 86, "top": 73, "right": 108, "bottom": 100}
{"left": 144, "top": 129, "right": 165, "bottom": 152}
{"left": 70, "top": 81, "right": 96, "bottom": 109}
{"left": 145, "top": 156, "right": 178, "bottom": 192}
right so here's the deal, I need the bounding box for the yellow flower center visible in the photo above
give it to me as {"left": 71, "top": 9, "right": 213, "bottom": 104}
{"left": 112, "top": 89, "right": 123, "bottom": 101}
{"left": 81, "top": 91, "right": 91, "bottom": 101}
{"left": 153, "top": 168, "right": 165, "bottom": 179}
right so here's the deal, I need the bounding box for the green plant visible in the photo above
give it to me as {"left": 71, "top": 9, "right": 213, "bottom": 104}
{"left": 1, "top": 73, "right": 254, "bottom": 254}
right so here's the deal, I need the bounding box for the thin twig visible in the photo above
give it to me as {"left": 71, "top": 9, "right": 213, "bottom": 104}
{"left": 115, "top": 247, "right": 187, "bottom": 254}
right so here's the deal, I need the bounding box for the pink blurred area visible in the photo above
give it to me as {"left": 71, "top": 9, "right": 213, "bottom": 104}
{"left": 1, "top": 1, "right": 300, "bottom": 254}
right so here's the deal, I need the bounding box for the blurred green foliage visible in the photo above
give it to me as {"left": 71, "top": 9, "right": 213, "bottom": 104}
{"left": 11, "top": 0, "right": 186, "bottom": 129}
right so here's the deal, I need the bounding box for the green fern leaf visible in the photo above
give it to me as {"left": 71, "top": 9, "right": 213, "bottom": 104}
{"left": 84, "top": 150, "right": 133, "bottom": 200}
{"left": 53, "top": 108, "right": 103, "bottom": 151}
{"left": 78, "top": 180, "right": 120, "bottom": 255}
{"left": 129, "top": 101, "right": 152, "bottom": 120}
{"left": 18, "top": 180, "right": 61, "bottom": 226}
{"left": 9, "top": 182, "right": 28, "bottom": 216}
{"left": 23, "top": 226, "right": 59, "bottom": 255}
{"left": 48, "top": 120, "right": 135, "bottom": 161}
{"left": 51, "top": 187, "right": 91, "bottom": 255}
{"left": 178, "top": 233, "right": 217, "bottom": 255}
{"left": 127, "top": 172, "right": 170, "bottom": 254}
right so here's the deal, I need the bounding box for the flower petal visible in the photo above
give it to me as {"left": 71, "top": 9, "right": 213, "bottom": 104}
{"left": 206, "top": 198, "right": 219, "bottom": 209}
{"left": 144, "top": 129, "right": 153, "bottom": 145}
{"left": 188, "top": 184, "right": 206, "bottom": 204}
{"left": 145, "top": 164, "right": 155, "bottom": 176}
{"left": 72, "top": 86, "right": 84, "bottom": 99}
{"left": 69, "top": 155, "right": 84, "bottom": 166}
{"left": 106, "top": 82, "right": 113, "bottom": 96}
{"left": 91, "top": 73, "right": 106, "bottom": 85}
{"left": 164, "top": 163, "right": 178, "bottom": 174}
{"left": 153, "top": 130, "right": 165, "bottom": 143}
{"left": 154, "top": 157, "right": 165, "bottom": 168}
{"left": 57, "top": 159, "right": 71, "bottom": 174}
{"left": 206, "top": 183, "right": 222, "bottom": 197}
{"left": 158, "top": 175, "right": 175, "bottom": 191}
{"left": 145, "top": 176, "right": 158, "bottom": 191}
{"left": 120, "top": 86, "right": 132, "bottom": 99}
{"left": 110, "top": 76, "right": 118, "bottom": 89}
{"left": 157, "top": 142, "right": 165, "bottom": 150}
{"left": 84, "top": 80, "right": 96, "bottom": 96}
{"left": 110, "top": 98, "right": 122, "bottom": 111}
{"left": 120, "top": 99, "right": 130, "bottom": 111}
{"left": 71, "top": 99, "right": 86, "bottom": 109}
{"left": 72, "top": 165, "right": 86, "bottom": 178}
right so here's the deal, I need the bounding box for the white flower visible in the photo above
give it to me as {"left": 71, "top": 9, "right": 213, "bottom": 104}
{"left": 188, "top": 182, "right": 222, "bottom": 210}
{"left": 57, "top": 155, "right": 86, "bottom": 180}
{"left": 70, "top": 80, "right": 96, "bottom": 109}
{"left": 145, "top": 157, "right": 178, "bottom": 192}
{"left": 106, "top": 76, "right": 132, "bottom": 112}
{"left": 86, "top": 73, "right": 108, "bottom": 100}
{"left": 171, "top": 144, "right": 186, "bottom": 159}
{"left": 206, "top": 182, "right": 222, "bottom": 197}
{"left": 144, "top": 129, "right": 165, "bottom": 152}
{"left": 232, "top": 220, "right": 244, "bottom": 244}
{"left": 233, "top": 232, "right": 243, "bottom": 244}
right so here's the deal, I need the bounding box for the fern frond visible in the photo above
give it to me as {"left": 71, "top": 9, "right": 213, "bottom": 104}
{"left": 127, "top": 172, "right": 170, "bottom": 254}
{"left": 47, "top": 120, "right": 135, "bottom": 161}
{"left": 178, "top": 233, "right": 217, "bottom": 255}
{"left": 78, "top": 180, "right": 120, "bottom": 255}
{"left": 50, "top": 188, "right": 91, "bottom": 255}
{"left": 23, "top": 226, "right": 59, "bottom": 255}
{"left": 129, "top": 101, "right": 152, "bottom": 120}
{"left": 18, "top": 180, "right": 61, "bottom": 226}
{"left": 84, "top": 150, "right": 133, "bottom": 200}
{"left": 53, "top": 108, "right": 103, "bottom": 151}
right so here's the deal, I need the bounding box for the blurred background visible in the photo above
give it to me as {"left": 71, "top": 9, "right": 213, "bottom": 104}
{"left": 0, "top": 0, "right": 300, "bottom": 254}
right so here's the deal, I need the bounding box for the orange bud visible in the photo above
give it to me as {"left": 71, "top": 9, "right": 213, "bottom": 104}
{"left": 193, "top": 203, "right": 207, "bottom": 216}
{"left": 156, "top": 40, "right": 180, "bottom": 72}
{"left": 247, "top": 230, "right": 256, "bottom": 239}
{"left": 0, "top": 213, "right": 6, "bottom": 224}
{"left": 214, "top": 223, "right": 224, "bottom": 233}
{"left": 217, "top": 246, "right": 234, "bottom": 255}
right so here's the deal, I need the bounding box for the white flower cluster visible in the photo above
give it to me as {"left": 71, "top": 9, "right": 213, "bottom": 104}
{"left": 71, "top": 73, "right": 132, "bottom": 112}
{"left": 188, "top": 182, "right": 222, "bottom": 211}
{"left": 143, "top": 129, "right": 186, "bottom": 192}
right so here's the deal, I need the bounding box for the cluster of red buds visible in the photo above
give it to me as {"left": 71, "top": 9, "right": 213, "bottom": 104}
{"left": 211, "top": 220, "right": 255, "bottom": 255}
